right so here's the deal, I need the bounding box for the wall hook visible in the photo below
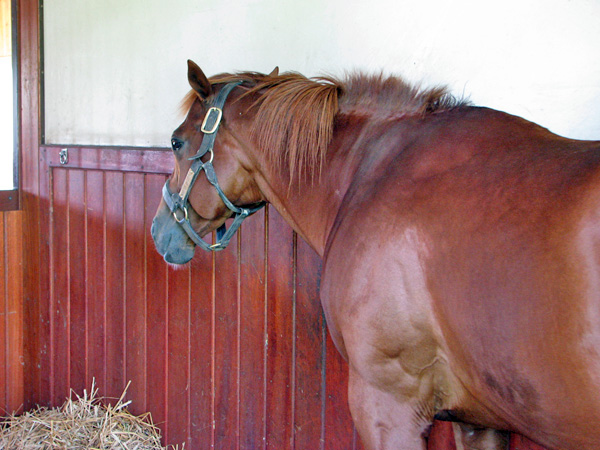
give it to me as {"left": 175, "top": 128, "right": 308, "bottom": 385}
{"left": 59, "top": 148, "right": 68, "bottom": 165}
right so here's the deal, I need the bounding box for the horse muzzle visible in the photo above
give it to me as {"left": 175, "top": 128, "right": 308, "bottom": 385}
{"left": 151, "top": 204, "right": 196, "bottom": 265}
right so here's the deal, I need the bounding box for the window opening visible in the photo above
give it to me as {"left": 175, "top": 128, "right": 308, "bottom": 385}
{"left": 0, "top": 0, "right": 16, "bottom": 191}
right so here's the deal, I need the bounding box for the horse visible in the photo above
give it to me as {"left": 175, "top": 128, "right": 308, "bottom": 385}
{"left": 151, "top": 60, "right": 600, "bottom": 450}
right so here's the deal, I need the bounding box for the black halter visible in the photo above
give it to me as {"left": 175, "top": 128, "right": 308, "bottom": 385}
{"left": 162, "top": 82, "right": 265, "bottom": 252}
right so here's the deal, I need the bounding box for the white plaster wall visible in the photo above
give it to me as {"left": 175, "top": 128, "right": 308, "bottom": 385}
{"left": 43, "top": 0, "right": 600, "bottom": 146}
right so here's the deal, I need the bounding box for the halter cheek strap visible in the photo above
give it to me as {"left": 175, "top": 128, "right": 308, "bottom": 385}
{"left": 162, "top": 81, "right": 265, "bottom": 252}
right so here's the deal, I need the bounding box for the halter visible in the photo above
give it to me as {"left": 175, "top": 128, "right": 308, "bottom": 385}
{"left": 162, "top": 81, "right": 265, "bottom": 252}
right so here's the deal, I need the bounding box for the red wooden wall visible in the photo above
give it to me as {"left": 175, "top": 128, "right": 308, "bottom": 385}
{"left": 11, "top": 1, "right": 554, "bottom": 448}
{"left": 25, "top": 145, "right": 362, "bottom": 449}
{"left": 0, "top": 210, "right": 23, "bottom": 416}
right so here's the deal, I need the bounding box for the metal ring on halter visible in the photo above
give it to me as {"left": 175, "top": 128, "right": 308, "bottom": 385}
{"left": 207, "top": 148, "right": 214, "bottom": 164}
{"left": 173, "top": 205, "right": 188, "bottom": 223}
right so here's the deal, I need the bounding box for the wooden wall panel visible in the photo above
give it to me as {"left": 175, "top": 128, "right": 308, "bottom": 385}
{"left": 188, "top": 236, "right": 214, "bottom": 449}
{"left": 294, "top": 236, "right": 325, "bottom": 450}
{"left": 265, "top": 209, "right": 295, "bottom": 450}
{"left": 166, "top": 256, "right": 191, "bottom": 444}
{"left": 104, "top": 170, "right": 127, "bottom": 401}
{"left": 144, "top": 174, "right": 168, "bottom": 435}
{"left": 19, "top": 0, "right": 45, "bottom": 412}
{"left": 0, "top": 213, "right": 5, "bottom": 412}
{"left": 124, "top": 171, "right": 147, "bottom": 411}
{"left": 238, "top": 208, "right": 267, "bottom": 450}
{"left": 50, "top": 167, "right": 70, "bottom": 405}
{"left": 213, "top": 240, "right": 238, "bottom": 449}
{"left": 0, "top": 210, "right": 23, "bottom": 415}
{"left": 33, "top": 146, "right": 366, "bottom": 450}
{"left": 86, "top": 170, "right": 106, "bottom": 392}
{"left": 68, "top": 169, "right": 87, "bottom": 394}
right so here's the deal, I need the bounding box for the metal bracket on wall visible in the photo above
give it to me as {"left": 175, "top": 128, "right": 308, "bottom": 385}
{"left": 59, "top": 148, "right": 68, "bottom": 165}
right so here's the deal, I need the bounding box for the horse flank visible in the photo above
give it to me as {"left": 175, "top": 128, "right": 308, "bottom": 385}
{"left": 181, "top": 71, "right": 465, "bottom": 180}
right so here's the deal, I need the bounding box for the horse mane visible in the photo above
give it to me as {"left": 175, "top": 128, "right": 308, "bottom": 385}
{"left": 181, "top": 71, "right": 466, "bottom": 181}
{"left": 338, "top": 73, "right": 464, "bottom": 118}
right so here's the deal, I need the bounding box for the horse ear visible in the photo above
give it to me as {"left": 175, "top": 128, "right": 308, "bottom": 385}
{"left": 187, "top": 60, "right": 212, "bottom": 98}
{"left": 269, "top": 66, "right": 279, "bottom": 77}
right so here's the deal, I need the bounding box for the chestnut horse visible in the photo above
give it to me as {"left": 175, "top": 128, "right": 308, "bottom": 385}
{"left": 151, "top": 60, "right": 600, "bottom": 450}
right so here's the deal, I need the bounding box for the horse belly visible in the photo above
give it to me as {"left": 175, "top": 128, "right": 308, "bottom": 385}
{"left": 424, "top": 171, "right": 600, "bottom": 450}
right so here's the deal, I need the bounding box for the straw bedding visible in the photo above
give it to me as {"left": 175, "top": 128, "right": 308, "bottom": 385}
{"left": 0, "top": 382, "right": 179, "bottom": 450}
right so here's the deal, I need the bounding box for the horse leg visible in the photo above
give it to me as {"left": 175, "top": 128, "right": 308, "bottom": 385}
{"left": 348, "top": 367, "right": 429, "bottom": 450}
{"left": 452, "top": 422, "right": 509, "bottom": 450}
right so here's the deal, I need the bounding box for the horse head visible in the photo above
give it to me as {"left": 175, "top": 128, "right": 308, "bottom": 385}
{"left": 151, "top": 61, "right": 266, "bottom": 265}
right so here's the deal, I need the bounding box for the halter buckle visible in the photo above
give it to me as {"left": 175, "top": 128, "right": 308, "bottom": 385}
{"left": 201, "top": 107, "right": 223, "bottom": 134}
{"left": 173, "top": 205, "right": 189, "bottom": 223}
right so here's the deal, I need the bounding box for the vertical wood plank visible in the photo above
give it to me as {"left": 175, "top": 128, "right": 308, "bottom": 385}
{"left": 213, "top": 230, "right": 240, "bottom": 449}
{"left": 239, "top": 209, "right": 267, "bottom": 450}
{"left": 51, "top": 168, "right": 70, "bottom": 405}
{"left": 19, "top": 0, "right": 43, "bottom": 411}
{"left": 124, "top": 172, "right": 147, "bottom": 413}
{"left": 86, "top": 170, "right": 106, "bottom": 392}
{"left": 0, "top": 214, "right": 6, "bottom": 412}
{"left": 144, "top": 174, "right": 168, "bottom": 436}
{"left": 0, "top": 211, "right": 24, "bottom": 414}
{"left": 36, "top": 158, "right": 52, "bottom": 407}
{"left": 265, "top": 207, "right": 295, "bottom": 450}
{"left": 324, "top": 331, "right": 354, "bottom": 449}
{"left": 68, "top": 169, "right": 87, "bottom": 393}
{"left": 166, "top": 260, "right": 191, "bottom": 445}
{"left": 293, "top": 238, "right": 325, "bottom": 450}
{"left": 104, "top": 171, "right": 126, "bottom": 400}
{"left": 6, "top": 211, "right": 23, "bottom": 413}
{"left": 189, "top": 231, "right": 215, "bottom": 449}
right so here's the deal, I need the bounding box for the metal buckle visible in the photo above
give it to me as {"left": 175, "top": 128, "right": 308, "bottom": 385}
{"left": 173, "top": 206, "right": 188, "bottom": 223}
{"left": 201, "top": 107, "right": 223, "bottom": 134}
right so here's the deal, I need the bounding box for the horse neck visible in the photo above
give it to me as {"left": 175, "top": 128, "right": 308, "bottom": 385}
{"left": 250, "top": 114, "right": 368, "bottom": 257}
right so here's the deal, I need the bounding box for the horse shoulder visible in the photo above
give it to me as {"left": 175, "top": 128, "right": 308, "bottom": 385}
{"left": 321, "top": 219, "right": 474, "bottom": 429}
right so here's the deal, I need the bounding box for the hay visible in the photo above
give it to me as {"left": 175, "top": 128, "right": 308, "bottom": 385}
{"left": 0, "top": 381, "right": 181, "bottom": 450}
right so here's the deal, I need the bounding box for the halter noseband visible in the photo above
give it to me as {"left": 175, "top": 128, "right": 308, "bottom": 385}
{"left": 162, "top": 81, "right": 265, "bottom": 252}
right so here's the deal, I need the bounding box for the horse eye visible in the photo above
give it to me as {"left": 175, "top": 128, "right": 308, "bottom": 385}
{"left": 171, "top": 138, "right": 184, "bottom": 152}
